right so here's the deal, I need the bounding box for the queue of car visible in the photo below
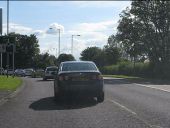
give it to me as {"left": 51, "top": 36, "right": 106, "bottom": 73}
{"left": 0, "top": 61, "right": 104, "bottom": 103}
{"left": 0, "top": 67, "right": 55, "bottom": 78}
{"left": 0, "top": 68, "right": 43, "bottom": 77}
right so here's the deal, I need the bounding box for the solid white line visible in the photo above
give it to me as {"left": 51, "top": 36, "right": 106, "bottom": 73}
{"left": 108, "top": 99, "right": 163, "bottom": 128}
{"left": 108, "top": 99, "right": 137, "bottom": 115}
{"left": 134, "top": 83, "right": 170, "bottom": 93}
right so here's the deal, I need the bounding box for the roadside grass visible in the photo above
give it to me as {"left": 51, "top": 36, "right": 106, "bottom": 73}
{"left": 0, "top": 75, "right": 22, "bottom": 91}
{"left": 102, "top": 74, "right": 170, "bottom": 84}
{"left": 102, "top": 74, "right": 141, "bottom": 79}
{"left": 102, "top": 74, "right": 147, "bottom": 83}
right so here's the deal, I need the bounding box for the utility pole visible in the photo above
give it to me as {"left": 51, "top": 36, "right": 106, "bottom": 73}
{"left": 0, "top": 8, "right": 3, "bottom": 75}
{"left": 58, "top": 29, "right": 60, "bottom": 57}
{"left": 49, "top": 27, "right": 61, "bottom": 58}
{"left": 6, "top": 0, "right": 9, "bottom": 77}
{"left": 71, "top": 35, "right": 73, "bottom": 55}
{"left": 71, "top": 35, "right": 80, "bottom": 55}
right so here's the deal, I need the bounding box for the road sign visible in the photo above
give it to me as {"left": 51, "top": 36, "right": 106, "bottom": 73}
{"left": 0, "top": 44, "right": 6, "bottom": 53}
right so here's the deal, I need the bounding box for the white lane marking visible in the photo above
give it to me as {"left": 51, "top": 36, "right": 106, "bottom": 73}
{"left": 108, "top": 99, "right": 163, "bottom": 128}
{"left": 134, "top": 83, "right": 170, "bottom": 93}
{"left": 108, "top": 99, "right": 137, "bottom": 115}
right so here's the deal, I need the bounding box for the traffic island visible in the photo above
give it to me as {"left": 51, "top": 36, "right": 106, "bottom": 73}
{"left": 0, "top": 75, "right": 23, "bottom": 105}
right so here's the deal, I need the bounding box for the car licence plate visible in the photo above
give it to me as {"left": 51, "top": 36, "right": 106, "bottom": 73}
{"left": 72, "top": 77, "right": 88, "bottom": 81}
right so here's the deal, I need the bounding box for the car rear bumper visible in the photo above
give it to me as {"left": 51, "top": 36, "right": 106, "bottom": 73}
{"left": 57, "top": 80, "right": 104, "bottom": 96}
{"left": 44, "top": 75, "right": 55, "bottom": 79}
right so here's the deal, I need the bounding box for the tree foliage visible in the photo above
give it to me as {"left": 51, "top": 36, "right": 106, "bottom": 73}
{"left": 104, "top": 45, "right": 121, "bottom": 65}
{"left": 115, "top": 1, "right": 170, "bottom": 77}
{"left": 80, "top": 46, "right": 121, "bottom": 67}
{"left": 34, "top": 53, "right": 57, "bottom": 69}
{"left": 80, "top": 47, "right": 106, "bottom": 67}
{"left": 0, "top": 33, "right": 40, "bottom": 68}
{"left": 57, "top": 53, "right": 75, "bottom": 65}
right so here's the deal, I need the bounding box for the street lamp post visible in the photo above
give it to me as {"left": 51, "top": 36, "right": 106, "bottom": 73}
{"left": 6, "top": 0, "right": 9, "bottom": 77}
{"left": 49, "top": 28, "right": 60, "bottom": 57}
{"left": 58, "top": 29, "right": 60, "bottom": 56}
{"left": 71, "top": 35, "right": 80, "bottom": 55}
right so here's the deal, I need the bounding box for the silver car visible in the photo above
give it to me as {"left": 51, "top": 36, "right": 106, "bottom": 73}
{"left": 24, "top": 69, "right": 34, "bottom": 76}
{"left": 15, "top": 69, "right": 25, "bottom": 77}
{"left": 43, "top": 66, "right": 58, "bottom": 80}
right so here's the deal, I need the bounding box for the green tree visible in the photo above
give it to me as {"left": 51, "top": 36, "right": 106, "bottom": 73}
{"left": 34, "top": 53, "right": 57, "bottom": 69}
{"left": 0, "top": 33, "right": 40, "bottom": 68}
{"left": 104, "top": 45, "right": 121, "bottom": 65}
{"left": 14, "top": 33, "right": 40, "bottom": 68}
{"left": 57, "top": 53, "right": 75, "bottom": 65}
{"left": 116, "top": 1, "right": 170, "bottom": 77}
{"left": 80, "top": 47, "right": 106, "bottom": 67}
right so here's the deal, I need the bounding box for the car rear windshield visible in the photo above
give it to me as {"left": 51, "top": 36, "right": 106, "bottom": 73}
{"left": 47, "top": 68, "right": 57, "bottom": 71}
{"left": 62, "top": 62, "right": 97, "bottom": 71}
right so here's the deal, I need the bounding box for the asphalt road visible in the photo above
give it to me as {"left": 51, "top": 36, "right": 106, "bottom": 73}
{"left": 0, "top": 77, "right": 170, "bottom": 128}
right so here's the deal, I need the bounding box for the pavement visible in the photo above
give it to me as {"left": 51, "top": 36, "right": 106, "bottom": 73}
{"left": 0, "top": 77, "right": 170, "bottom": 128}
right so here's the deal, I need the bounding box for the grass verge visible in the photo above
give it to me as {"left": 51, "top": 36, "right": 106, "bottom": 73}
{"left": 102, "top": 74, "right": 140, "bottom": 79}
{"left": 102, "top": 74, "right": 146, "bottom": 83}
{"left": 0, "top": 75, "right": 22, "bottom": 91}
{"left": 102, "top": 74, "right": 170, "bottom": 84}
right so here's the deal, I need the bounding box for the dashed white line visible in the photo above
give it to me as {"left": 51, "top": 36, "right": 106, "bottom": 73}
{"left": 108, "top": 99, "right": 137, "bottom": 115}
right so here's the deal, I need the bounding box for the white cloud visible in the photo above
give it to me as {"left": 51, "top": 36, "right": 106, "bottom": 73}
{"left": 3, "top": 23, "right": 33, "bottom": 35}
{"left": 62, "top": 20, "right": 118, "bottom": 59}
{"left": 2, "top": 20, "right": 117, "bottom": 60}
{"left": 69, "top": 20, "right": 117, "bottom": 33}
{"left": 67, "top": 19, "right": 117, "bottom": 48}
{"left": 46, "top": 23, "right": 64, "bottom": 35}
{"left": 33, "top": 30, "right": 46, "bottom": 38}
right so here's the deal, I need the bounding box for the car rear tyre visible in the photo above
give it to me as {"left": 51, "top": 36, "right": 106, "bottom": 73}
{"left": 97, "top": 91, "right": 104, "bottom": 103}
{"left": 43, "top": 77, "right": 46, "bottom": 81}
{"left": 54, "top": 92, "right": 64, "bottom": 102}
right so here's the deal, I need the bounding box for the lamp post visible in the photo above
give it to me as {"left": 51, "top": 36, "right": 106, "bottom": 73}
{"left": 6, "top": 0, "right": 9, "bottom": 77}
{"left": 0, "top": 8, "right": 2, "bottom": 75}
{"left": 71, "top": 35, "right": 80, "bottom": 55}
{"left": 49, "top": 28, "right": 60, "bottom": 57}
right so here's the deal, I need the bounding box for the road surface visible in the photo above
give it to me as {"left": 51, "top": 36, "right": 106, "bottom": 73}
{"left": 0, "top": 77, "right": 170, "bottom": 128}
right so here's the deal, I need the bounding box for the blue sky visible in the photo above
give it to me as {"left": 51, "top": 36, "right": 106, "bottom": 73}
{"left": 0, "top": 1, "right": 131, "bottom": 59}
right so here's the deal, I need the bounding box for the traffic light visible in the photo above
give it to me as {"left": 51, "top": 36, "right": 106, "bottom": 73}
{"left": 6, "top": 43, "right": 14, "bottom": 53}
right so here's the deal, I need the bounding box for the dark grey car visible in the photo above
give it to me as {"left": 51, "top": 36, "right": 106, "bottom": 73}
{"left": 54, "top": 61, "right": 104, "bottom": 103}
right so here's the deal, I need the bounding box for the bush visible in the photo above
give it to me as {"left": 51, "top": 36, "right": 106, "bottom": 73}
{"left": 118, "top": 61, "right": 133, "bottom": 75}
{"left": 101, "top": 61, "right": 151, "bottom": 77}
{"left": 100, "top": 65, "right": 119, "bottom": 75}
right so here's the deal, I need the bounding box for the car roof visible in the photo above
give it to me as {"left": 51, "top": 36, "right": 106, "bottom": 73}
{"left": 61, "top": 61, "right": 95, "bottom": 64}
{"left": 46, "top": 66, "right": 58, "bottom": 68}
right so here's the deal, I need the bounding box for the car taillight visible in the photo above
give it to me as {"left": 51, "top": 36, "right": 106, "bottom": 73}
{"left": 59, "top": 76, "right": 64, "bottom": 81}
{"left": 97, "top": 75, "right": 103, "bottom": 80}
{"left": 92, "top": 74, "right": 103, "bottom": 80}
{"left": 58, "top": 75, "right": 69, "bottom": 81}
{"left": 65, "top": 76, "right": 69, "bottom": 80}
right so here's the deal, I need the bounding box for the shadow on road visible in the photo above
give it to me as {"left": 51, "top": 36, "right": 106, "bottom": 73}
{"left": 36, "top": 79, "right": 54, "bottom": 82}
{"left": 29, "top": 96, "right": 97, "bottom": 111}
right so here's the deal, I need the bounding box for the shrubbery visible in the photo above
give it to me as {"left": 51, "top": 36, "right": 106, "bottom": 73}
{"left": 100, "top": 61, "right": 151, "bottom": 77}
